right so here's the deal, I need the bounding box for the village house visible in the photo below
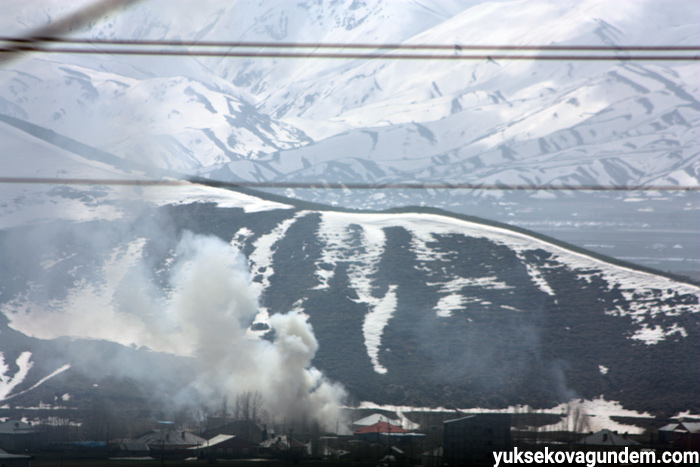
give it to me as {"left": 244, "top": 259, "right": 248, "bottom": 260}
{"left": 0, "top": 420, "right": 39, "bottom": 454}
{"left": 128, "top": 427, "right": 206, "bottom": 460}
{"left": 354, "top": 421, "right": 410, "bottom": 443}
{"left": 658, "top": 421, "right": 700, "bottom": 452}
{"left": 202, "top": 419, "right": 266, "bottom": 443}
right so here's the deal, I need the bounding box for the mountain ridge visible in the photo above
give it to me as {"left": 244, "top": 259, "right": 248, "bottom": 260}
{"left": 1, "top": 186, "right": 698, "bottom": 418}
{"left": 1, "top": 111, "right": 696, "bottom": 291}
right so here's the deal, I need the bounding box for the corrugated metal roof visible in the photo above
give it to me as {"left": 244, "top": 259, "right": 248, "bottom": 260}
{"left": 380, "top": 432, "right": 426, "bottom": 438}
{"left": 676, "top": 422, "right": 700, "bottom": 434}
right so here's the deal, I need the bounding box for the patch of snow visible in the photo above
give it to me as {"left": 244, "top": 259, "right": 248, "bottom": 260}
{"left": 135, "top": 183, "right": 294, "bottom": 213}
{"left": 3, "top": 364, "right": 72, "bottom": 402}
{"left": 631, "top": 323, "right": 687, "bottom": 345}
{"left": 428, "top": 277, "right": 511, "bottom": 317}
{"left": 429, "top": 276, "right": 512, "bottom": 293}
{"left": 360, "top": 396, "right": 653, "bottom": 434}
{"left": 361, "top": 285, "right": 398, "bottom": 374}
{"left": 315, "top": 212, "right": 397, "bottom": 374}
{"left": 40, "top": 253, "right": 77, "bottom": 271}
{"left": 230, "top": 227, "right": 255, "bottom": 252}
{"left": 674, "top": 410, "right": 700, "bottom": 419}
{"left": 247, "top": 212, "right": 308, "bottom": 325}
{"left": 0, "top": 352, "right": 33, "bottom": 401}
{"left": 434, "top": 294, "right": 464, "bottom": 318}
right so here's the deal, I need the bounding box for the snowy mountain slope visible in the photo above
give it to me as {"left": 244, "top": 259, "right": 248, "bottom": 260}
{"left": 218, "top": 60, "right": 700, "bottom": 188}
{"left": 0, "top": 134, "right": 698, "bottom": 416}
{"left": 211, "top": 0, "right": 699, "bottom": 132}
{"left": 0, "top": 0, "right": 698, "bottom": 283}
{"left": 0, "top": 123, "right": 291, "bottom": 409}
{"left": 1, "top": 0, "right": 697, "bottom": 191}
{"left": 3, "top": 0, "right": 697, "bottom": 179}
{"left": 0, "top": 58, "right": 312, "bottom": 172}
{"left": 0, "top": 116, "right": 295, "bottom": 232}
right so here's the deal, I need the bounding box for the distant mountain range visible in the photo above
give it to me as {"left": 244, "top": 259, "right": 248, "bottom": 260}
{"left": 0, "top": 0, "right": 698, "bottom": 280}
{"left": 2, "top": 1, "right": 697, "bottom": 190}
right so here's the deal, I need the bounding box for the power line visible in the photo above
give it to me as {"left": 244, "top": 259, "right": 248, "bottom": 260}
{"left": 1, "top": 177, "right": 697, "bottom": 192}
{"left": 2, "top": 37, "right": 699, "bottom": 52}
{"left": 0, "top": 38, "right": 698, "bottom": 60}
{"left": 1, "top": 47, "right": 697, "bottom": 61}
{"left": 0, "top": 1, "right": 142, "bottom": 65}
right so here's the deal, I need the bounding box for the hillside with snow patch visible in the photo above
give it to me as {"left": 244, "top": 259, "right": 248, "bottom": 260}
{"left": 0, "top": 154, "right": 697, "bottom": 414}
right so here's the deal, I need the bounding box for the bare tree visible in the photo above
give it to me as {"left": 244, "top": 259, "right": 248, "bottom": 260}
{"left": 571, "top": 404, "right": 589, "bottom": 434}
{"left": 234, "top": 390, "right": 264, "bottom": 421}
{"left": 250, "top": 391, "right": 262, "bottom": 422}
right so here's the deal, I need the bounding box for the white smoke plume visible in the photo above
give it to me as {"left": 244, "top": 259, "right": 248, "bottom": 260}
{"left": 165, "top": 231, "right": 347, "bottom": 432}
{"left": 0, "top": 204, "right": 347, "bottom": 431}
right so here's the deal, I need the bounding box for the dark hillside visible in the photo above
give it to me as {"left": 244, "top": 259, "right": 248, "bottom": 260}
{"left": 1, "top": 199, "right": 698, "bottom": 417}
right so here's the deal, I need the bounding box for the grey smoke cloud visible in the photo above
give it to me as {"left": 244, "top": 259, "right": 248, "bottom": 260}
{"left": 0, "top": 216, "right": 347, "bottom": 431}
{"left": 163, "top": 230, "right": 348, "bottom": 431}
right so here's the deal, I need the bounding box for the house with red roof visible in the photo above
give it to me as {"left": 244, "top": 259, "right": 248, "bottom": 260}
{"left": 355, "top": 421, "right": 424, "bottom": 444}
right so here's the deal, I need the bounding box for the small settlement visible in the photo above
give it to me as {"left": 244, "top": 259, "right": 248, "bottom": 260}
{"left": 0, "top": 411, "right": 699, "bottom": 465}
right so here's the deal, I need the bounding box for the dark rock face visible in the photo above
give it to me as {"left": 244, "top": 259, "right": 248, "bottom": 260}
{"left": 1, "top": 200, "right": 698, "bottom": 417}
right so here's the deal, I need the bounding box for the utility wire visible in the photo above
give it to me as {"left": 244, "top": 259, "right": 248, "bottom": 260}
{"left": 0, "top": 177, "right": 697, "bottom": 192}
{"left": 0, "top": 1, "right": 142, "bottom": 65}
{"left": 0, "top": 37, "right": 698, "bottom": 60}
{"left": 2, "top": 37, "right": 699, "bottom": 51}
{"left": 1, "top": 47, "right": 697, "bottom": 61}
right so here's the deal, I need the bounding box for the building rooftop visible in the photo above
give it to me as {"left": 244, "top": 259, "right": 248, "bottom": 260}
{"left": 0, "top": 420, "right": 36, "bottom": 435}
{"left": 130, "top": 428, "right": 206, "bottom": 447}
{"left": 353, "top": 413, "right": 400, "bottom": 427}
{"left": 355, "top": 421, "right": 410, "bottom": 434}
{"left": 0, "top": 448, "right": 31, "bottom": 459}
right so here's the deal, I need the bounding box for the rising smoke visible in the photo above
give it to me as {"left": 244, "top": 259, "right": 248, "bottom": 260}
{"left": 166, "top": 231, "right": 347, "bottom": 431}
{"left": 0, "top": 213, "right": 347, "bottom": 432}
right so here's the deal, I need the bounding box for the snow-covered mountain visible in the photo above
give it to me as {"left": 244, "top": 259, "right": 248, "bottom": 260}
{"left": 1, "top": 0, "right": 698, "bottom": 279}
{"left": 2, "top": 0, "right": 698, "bottom": 183}
{"left": 0, "top": 125, "right": 699, "bottom": 422}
